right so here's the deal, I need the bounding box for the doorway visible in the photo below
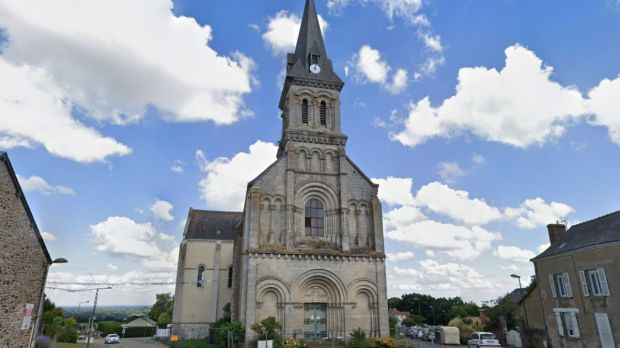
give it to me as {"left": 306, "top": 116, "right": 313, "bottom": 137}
{"left": 304, "top": 303, "right": 327, "bottom": 340}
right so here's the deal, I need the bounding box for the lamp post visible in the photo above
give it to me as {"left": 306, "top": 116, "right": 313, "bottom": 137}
{"left": 78, "top": 300, "right": 90, "bottom": 313}
{"left": 86, "top": 287, "right": 112, "bottom": 348}
{"left": 442, "top": 311, "right": 446, "bottom": 326}
{"left": 414, "top": 297, "right": 421, "bottom": 317}
{"left": 430, "top": 306, "right": 435, "bottom": 326}
{"left": 31, "top": 257, "right": 68, "bottom": 348}
{"left": 511, "top": 274, "right": 530, "bottom": 346}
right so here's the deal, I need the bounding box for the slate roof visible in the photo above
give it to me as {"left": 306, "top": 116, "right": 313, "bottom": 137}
{"left": 507, "top": 288, "right": 529, "bottom": 303}
{"left": 0, "top": 152, "right": 52, "bottom": 263}
{"left": 283, "top": 0, "right": 343, "bottom": 86}
{"left": 533, "top": 210, "right": 620, "bottom": 261}
{"left": 183, "top": 209, "right": 242, "bottom": 241}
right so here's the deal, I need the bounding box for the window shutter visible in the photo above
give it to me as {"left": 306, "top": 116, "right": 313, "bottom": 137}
{"left": 564, "top": 272, "right": 573, "bottom": 297}
{"left": 555, "top": 312, "right": 564, "bottom": 337}
{"left": 579, "top": 271, "right": 589, "bottom": 297}
{"left": 570, "top": 312, "right": 580, "bottom": 338}
{"left": 549, "top": 274, "right": 557, "bottom": 298}
{"left": 598, "top": 268, "right": 610, "bottom": 296}
{"left": 595, "top": 312, "right": 615, "bottom": 348}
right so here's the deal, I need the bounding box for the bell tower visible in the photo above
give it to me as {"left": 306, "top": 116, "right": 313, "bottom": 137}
{"left": 277, "top": 0, "right": 346, "bottom": 158}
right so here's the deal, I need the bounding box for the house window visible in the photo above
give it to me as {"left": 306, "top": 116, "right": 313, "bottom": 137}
{"left": 580, "top": 268, "right": 610, "bottom": 297}
{"left": 197, "top": 265, "right": 205, "bottom": 288}
{"left": 302, "top": 99, "right": 309, "bottom": 124}
{"left": 304, "top": 199, "right": 324, "bottom": 237}
{"left": 228, "top": 266, "right": 233, "bottom": 288}
{"left": 550, "top": 272, "right": 572, "bottom": 298}
{"left": 554, "top": 308, "right": 580, "bottom": 338}
{"left": 320, "top": 101, "right": 327, "bottom": 126}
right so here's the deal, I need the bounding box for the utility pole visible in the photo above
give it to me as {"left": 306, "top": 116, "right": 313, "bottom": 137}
{"left": 86, "top": 287, "right": 112, "bottom": 348}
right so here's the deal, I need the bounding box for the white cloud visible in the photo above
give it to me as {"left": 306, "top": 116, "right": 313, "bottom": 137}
{"left": 0, "top": 0, "right": 255, "bottom": 162}
{"left": 159, "top": 233, "right": 175, "bottom": 242}
{"left": 494, "top": 245, "right": 536, "bottom": 263}
{"left": 392, "top": 44, "right": 601, "bottom": 148}
{"left": 150, "top": 200, "right": 174, "bottom": 222}
{"left": 90, "top": 217, "right": 161, "bottom": 258}
{"left": 537, "top": 243, "right": 550, "bottom": 253}
{"left": 416, "top": 182, "right": 502, "bottom": 225}
{"left": 350, "top": 45, "right": 408, "bottom": 94}
{"left": 501, "top": 264, "right": 519, "bottom": 272}
{"left": 383, "top": 205, "right": 426, "bottom": 230}
{"left": 587, "top": 75, "right": 620, "bottom": 144}
{"left": 386, "top": 251, "right": 415, "bottom": 262}
{"left": 90, "top": 216, "right": 178, "bottom": 271}
{"left": 0, "top": 62, "right": 132, "bottom": 162}
{"left": 262, "top": 10, "right": 329, "bottom": 55}
{"left": 504, "top": 198, "right": 574, "bottom": 230}
{"left": 386, "top": 219, "right": 501, "bottom": 260}
{"left": 170, "top": 160, "right": 184, "bottom": 174}
{"left": 392, "top": 259, "right": 497, "bottom": 291}
{"left": 17, "top": 174, "right": 75, "bottom": 195}
{"left": 41, "top": 232, "right": 57, "bottom": 241}
{"left": 328, "top": 0, "right": 423, "bottom": 25}
{"left": 436, "top": 161, "right": 465, "bottom": 183}
{"left": 197, "top": 141, "right": 278, "bottom": 211}
{"left": 106, "top": 263, "right": 118, "bottom": 271}
{"left": 472, "top": 154, "right": 486, "bottom": 166}
{"left": 372, "top": 177, "right": 417, "bottom": 207}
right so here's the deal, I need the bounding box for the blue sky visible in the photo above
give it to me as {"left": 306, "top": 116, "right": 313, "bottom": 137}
{"left": 1, "top": 0, "right": 619, "bottom": 306}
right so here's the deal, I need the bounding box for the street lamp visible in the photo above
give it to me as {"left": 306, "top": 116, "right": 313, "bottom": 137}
{"left": 78, "top": 300, "right": 90, "bottom": 313}
{"left": 429, "top": 306, "right": 435, "bottom": 326}
{"left": 442, "top": 310, "right": 447, "bottom": 325}
{"left": 31, "top": 257, "right": 68, "bottom": 348}
{"left": 86, "top": 287, "right": 112, "bottom": 348}
{"left": 511, "top": 274, "right": 530, "bottom": 344}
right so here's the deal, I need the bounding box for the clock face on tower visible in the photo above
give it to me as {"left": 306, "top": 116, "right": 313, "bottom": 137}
{"left": 309, "top": 64, "right": 321, "bottom": 74}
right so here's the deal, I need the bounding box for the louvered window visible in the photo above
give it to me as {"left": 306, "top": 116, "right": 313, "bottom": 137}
{"left": 302, "top": 99, "right": 309, "bottom": 124}
{"left": 320, "top": 101, "right": 327, "bottom": 126}
{"left": 197, "top": 265, "right": 205, "bottom": 288}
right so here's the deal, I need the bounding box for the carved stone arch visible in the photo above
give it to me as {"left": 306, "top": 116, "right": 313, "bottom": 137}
{"left": 348, "top": 278, "right": 379, "bottom": 336}
{"left": 310, "top": 148, "right": 322, "bottom": 171}
{"left": 294, "top": 88, "right": 315, "bottom": 99}
{"left": 315, "top": 90, "right": 335, "bottom": 100}
{"left": 256, "top": 276, "right": 290, "bottom": 327}
{"left": 295, "top": 147, "right": 310, "bottom": 171}
{"left": 291, "top": 269, "right": 348, "bottom": 303}
{"left": 256, "top": 275, "right": 291, "bottom": 303}
{"left": 296, "top": 182, "right": 339, "bottom": 211}
{"left": 324, "top": 150, "right": 336, "bottom": 172}
{"left": 347, "top": 278, "right": 379, "bottom": 301}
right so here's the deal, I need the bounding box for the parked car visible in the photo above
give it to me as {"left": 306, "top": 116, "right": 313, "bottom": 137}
{"left": 104, "top": 334, "right": 120, "bottom": 344}
{"left": 425, "top": 331, "right": 436, "bottom": 342}
{"left": 416, "top": 329, "right": 424, "bottom": 339}
{"left": 467, "top": 332, "right": 501, "bottom": 347}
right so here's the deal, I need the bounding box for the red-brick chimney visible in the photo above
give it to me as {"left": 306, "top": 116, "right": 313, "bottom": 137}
{"left": 547, "top": 223, "right": 566, "bottom": 244}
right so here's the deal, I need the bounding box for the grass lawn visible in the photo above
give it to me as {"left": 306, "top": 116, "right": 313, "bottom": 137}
{"left": 55, "top": 343, "right": 100, "bottom": 348}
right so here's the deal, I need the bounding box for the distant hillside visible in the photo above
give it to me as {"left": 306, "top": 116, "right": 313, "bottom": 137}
{"left": 63, "top": 305, "right": 150, "bottom": 323}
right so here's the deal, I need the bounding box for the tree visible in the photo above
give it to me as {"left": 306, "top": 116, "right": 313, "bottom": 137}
{"left": 148, "top": 293, "right": 173, "bottom": 323}
{"left": 402, "top": 315, "right": 425, "bottom": 326}
{"left": 157, "top": 312, "right": 171, "bottom": 328}
{"left": 41, "top": 298, "right": 64, "bottom": 337}
{"left": 387, "top": 297, "right": 401, "bottom": 309}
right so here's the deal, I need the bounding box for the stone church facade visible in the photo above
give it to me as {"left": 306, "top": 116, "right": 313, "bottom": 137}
{"left": 173, "top": 0, "right": 389, "bottom": 341}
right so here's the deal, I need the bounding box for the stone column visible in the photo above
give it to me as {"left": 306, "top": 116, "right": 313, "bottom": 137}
{"left": 211, "top": 241, "right": 221, "bottom": 323}
{"left": 371, "top": 196, "right": 384, "bottom": 253}
{"left": 249, "top": 187, "right": 262, "bottom": 249}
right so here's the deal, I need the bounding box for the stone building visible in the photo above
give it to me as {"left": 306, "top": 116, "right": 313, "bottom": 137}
{"left": 173, "top": 0, "right": 389, "bottom": 341}
{"left": 532, "top": 213, "right": 620, "bottom": 348}
{"left": 0, "top": 152, "right": 53, "bottom": 348}
{"left": 172, "top": 210, "right": 240, "bottom": 338}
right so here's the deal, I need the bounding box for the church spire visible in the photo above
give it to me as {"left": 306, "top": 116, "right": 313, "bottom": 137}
{"left": 283, "top": 0, "right": 343, "bottom": 87}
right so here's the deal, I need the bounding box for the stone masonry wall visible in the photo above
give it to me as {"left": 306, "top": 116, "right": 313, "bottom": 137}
{"left": 0, "top": 159, "right": 48, "bottom": 348}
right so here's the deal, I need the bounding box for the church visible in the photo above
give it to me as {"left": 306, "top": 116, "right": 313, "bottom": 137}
{"left": 172, "top": 0, "right": 389, "bottom": 341}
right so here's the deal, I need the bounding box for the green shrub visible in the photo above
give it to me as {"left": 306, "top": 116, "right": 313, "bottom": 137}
{"left": 349, "top": 328, "right": 370, "bottom": 348}
{"left": 98, "top": 321, "right": 122, "bottom": 337}
{"left": 282, "top": 338, "right": 307, "bottom": 348}
{"left": 56, "top": 327, "right": 78, "bottom": 343}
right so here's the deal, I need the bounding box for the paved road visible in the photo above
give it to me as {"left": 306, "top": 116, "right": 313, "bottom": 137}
{"left": 94, "top": 337, "right": 168, "bottom": 348}
{"left": 405, "top": 338, "right": 467, "bottom": 348}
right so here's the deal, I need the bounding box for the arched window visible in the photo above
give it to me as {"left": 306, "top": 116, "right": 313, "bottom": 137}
{"left": 227, "top": 266, "right": 234, "bottom": 288}
{"left": 302, "top": 99, "right": 309, "bottom": 124}
{"left": 320, "top": 101, "right": 327, "bottom": 126}
{"left": 305, "top": 199, "right": 324, "bottom": 237}
{"left": 197, "top": 265, "right": 205, "bottom": 288}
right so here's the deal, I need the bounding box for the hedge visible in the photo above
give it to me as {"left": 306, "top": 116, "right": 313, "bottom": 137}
{"left": 123, "top": 326, "right": 157, "bottom": 337}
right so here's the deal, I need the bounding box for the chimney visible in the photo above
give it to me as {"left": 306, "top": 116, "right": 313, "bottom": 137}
{"left": 547, "top": 223, "right": 566, "bottom": 244}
